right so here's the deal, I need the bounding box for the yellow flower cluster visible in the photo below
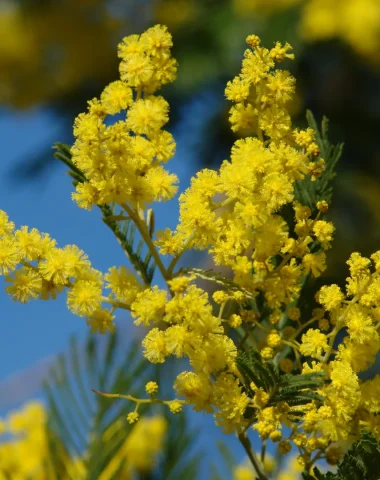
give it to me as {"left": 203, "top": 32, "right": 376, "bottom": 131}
{"left": 234, "top": 454, "right": 303, "bottom": 480}
{"left": 0, "top": 401, "right": 47, "bottom": 480}
{"left": 0, "top": 0, "right": 121, "bottom": 108}
{"left": 300, "top": 0, "right": 380, "bottom": 60}
{"left": 1, "top": 24, "right": 380, "bottom": 477}
{"left": 0, "top": 209, "right": 141, "bottom": 334}
{"left": 0, "top": 399, "right": 166, "bottom": 480}
{"left": 299, "top": 251, "right": 380, "bottom": 443}
{"left": 234, "top": 0, "right": 380, "bottom": 62}
{"left": 156, "top": 37, "right": 328, "bottom": 316}
{"left": 71, "top": 24, "right": 178, "bottom": 210}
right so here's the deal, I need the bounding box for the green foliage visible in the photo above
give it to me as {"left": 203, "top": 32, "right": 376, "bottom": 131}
{"left": 294, "top": 112, "right": 343, "bottom": 212}
{"left": 42, "top": 332, "right": 202, "bottom": 479}
{"left": 237, "top": 347, "right": 280, "bottom": 394}
{"left": 158, "top": 411, "right": 203, "bottom": 480}
{"left": 53, "top": 142, "right": 156, "bottom": 284}
{"left": 237, "top": 348, "right": 324, "bottom": 410}
{"left": 209, "top": 441, "right": 237, "bottom": 480}
{"left": 43, "top": 333, "right": 150, "bottom": 478}
{"left": 303, "top": 431, "right": 380, "bottom": 480}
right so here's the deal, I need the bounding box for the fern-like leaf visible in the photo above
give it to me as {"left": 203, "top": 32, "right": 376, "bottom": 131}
{"left": 294, "top": 111, "right": 343, "bottom": 212}
{"left": 43, "top": 333, "right": 152, "bottom": 477}
{"left": 43, "top": 332, "right": 202, "bottom": 479}
{"left": 237, "top": 348, "right": 279, "bottom": 393}
{"left": 302, "top": 431, "right": 380, "bottom": 480}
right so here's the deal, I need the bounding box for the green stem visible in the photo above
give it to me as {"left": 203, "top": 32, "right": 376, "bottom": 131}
{"left": 92, "top": 389, "right": 184, "bottom": 406}
{"left": 261, "top": 440, "right": 266, "bottom": 464}
{"left": 167, "top": 233, "right": 195, "bottom": 277}
{"left": 237, "top": 433, "right": 268, "bottom": 480}
{"left": 122, "top": 203, "right": 170, "bottom": 284}
{"left": 101, "top": 296, "right": 130, "bottom": 311}
{"left": 288, "top": 317, "right": 317, "bottom": 342}
{"left": 103, "top": 215, "right": 130, "bottom": 222}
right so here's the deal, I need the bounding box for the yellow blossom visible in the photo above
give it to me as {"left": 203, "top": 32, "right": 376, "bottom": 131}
{"left": 300, "top": 329, "right": 328, "bottom": 358}
{"left": 145, "top": 381, "right": 159, "bottom": 395}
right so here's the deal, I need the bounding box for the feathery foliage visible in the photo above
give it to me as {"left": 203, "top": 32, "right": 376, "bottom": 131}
{"left": 294, "top": 112, "right": 343, "bottom": 212}
{"left": 42, "top": 332, "right": 202, "bottom": 478}
{"left": 237, "top": 348, "right": 324, "bottom": 410}
{"left": 303, "top": 431, "right": 380, "bottom": 480}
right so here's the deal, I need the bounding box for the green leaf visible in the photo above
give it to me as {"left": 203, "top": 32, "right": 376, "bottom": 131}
{"left": 237, "top": 348, "right": 279, "bottom": 393}
{"left": 237, "top": 350, "right": 324, "bottom": 418}
{"left": 302, "top": 431, "right": 380, "bottom": 480}
{"left": 43, "top": 332, "right": 153, "bottom": 477}
{"left": 270, "top": 372, "right": 325, "bottom": 408}
{"left": 159, "top": 409, "right": 202, "bottom": 480}
{"left": 294, "top": 111, "right": 343, "bottom": 211}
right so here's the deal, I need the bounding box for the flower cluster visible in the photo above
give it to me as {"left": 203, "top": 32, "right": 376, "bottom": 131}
{"left": 234, "top": 454, "right": 303, "bottom": 480}
{"left": 0, "top": 210, "right": 139, "bottom": 334}
{"left": 71, "top": 24, "right": 178, "bottom": 210}
{"left": 1, "top": 25, "right": 380, "bottom": 478}
{"left": 0, "top": 401, "right": 47, "bottom": 479}
{"left": 0, "top": 399, "right": 166, "bottom": 479}
{"left": 234, "top": 0, "right": 380, "bottom": 62}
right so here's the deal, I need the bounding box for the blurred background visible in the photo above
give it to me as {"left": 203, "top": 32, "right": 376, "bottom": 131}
{"left": 1, "top": 0, "right": 380, "bottom": 476}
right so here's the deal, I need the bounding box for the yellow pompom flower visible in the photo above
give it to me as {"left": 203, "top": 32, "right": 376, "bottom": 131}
{"left": 229, "top": 314, "right": 242, "bottom": 328}
{"left": 142, "top": 328, "right": 168, "bottom": 364}
{"left": 316, "top": 200, "right": 329, "bottom": 212}
{"left": 174, "top": 371, "right": 213, "bottom": 413}
{"left": 318, "top": 284, "right": 344, "bottom": 311}
{"left": 105, "top": 266, "right": 142, "bottom": 304}
{"left": 140, "top": 24, "right": 173, "bottom": 57}
{"left": 303, "top": 252, "right": 326, "bottom": 277}
{"left": 86, "top": 308, "right": 115, "bottom": 334}
{"left": 145, "top": 381, "right": 159, "bottom": 395}
{"left": 100, "top": 81, "right": 133, "bottom": 115}
{"left": 261, "top": 347, "right": 274, "bottom": 360}
{"left": 127, "top": 412, "right": 139, "bottom": 424}
{"left": 67, "top": 280, "right": 102, "bottom": 317}
{"left": 313, "top": 220, "right": 335, "bottom": 248}
{"left": 0, "top": 210, "right": 15, "bottom": 237}
{"left": 168, "top": 400, "right": 183, "bottom": 414}
{"left": 0, "top": 237, "right": 20, "bottom": 275}
{"left": 131, "top": 286, "right": 167, "bottom": 326}
{"left": 300, "top": 329, "right": 328, "bottom": 358}
{"left": 267, "top": 330, "right": 281, "bottom": 348}
{"left": 119, "top": 53, "right": 154, "bottom": 87}
{"left": 347, "top": 252, "right": 371, "bottom": 277}
{"left": 126, "top": 96, "right": 169, "bottom": 135}
{"left": 225, "top": 76, "right": 250, "bottom": 103}
{"left": 13, "top": 226, "right": 44, "bottom": 261}
{"left": 5, "top": 267, "right": 42, "bottom": 303}
{"left": 165, "top": 325, "right": 197, "bottom": 358}
{"left": 39, "top": 246, "right": 88, "bottom": 285}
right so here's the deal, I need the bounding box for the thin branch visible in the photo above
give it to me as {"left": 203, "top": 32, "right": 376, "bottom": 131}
{"left": 237, "top": 432, "right": 268, "bottom": 480}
